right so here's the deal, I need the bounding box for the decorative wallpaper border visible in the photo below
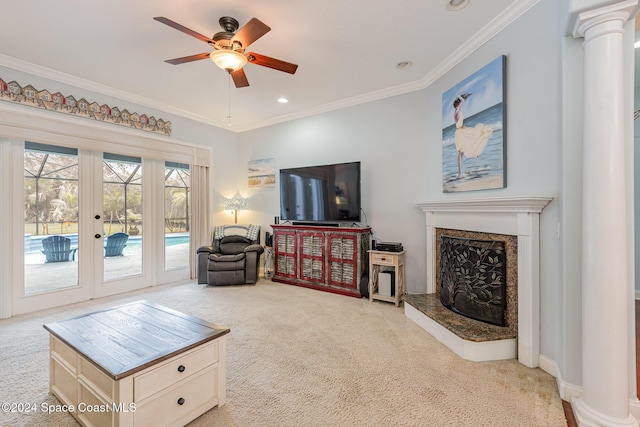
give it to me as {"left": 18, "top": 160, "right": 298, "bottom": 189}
{"left": 0, "top": 76, "right": 172, "bottom": 136}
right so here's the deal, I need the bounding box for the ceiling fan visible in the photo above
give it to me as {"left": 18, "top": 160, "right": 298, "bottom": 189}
{"left": 154, "top": 16, "right": 298, "bottom": 88}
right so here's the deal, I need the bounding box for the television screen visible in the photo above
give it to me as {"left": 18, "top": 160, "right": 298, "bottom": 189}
{"left": 280, "top": 161, "right": 361, "bottom": 223}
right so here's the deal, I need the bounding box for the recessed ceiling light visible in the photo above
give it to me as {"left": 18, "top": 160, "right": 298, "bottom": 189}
{"left": 396, "top": 61, "right": 413, "bottom": 70}
{"left": 447, "top": 0, "right": 470, "bottom": 11}
{"left": 277, "top": 97, "right": 289, "bottom": 104}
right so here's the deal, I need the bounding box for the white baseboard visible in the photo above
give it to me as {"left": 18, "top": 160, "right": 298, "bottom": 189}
{"left": 537, "top": 353, "right": 557, "bottom": 377}
{"left": 629, "top": 398, "right": 640, "bottom": 420}
{"left": 538, "top": 354, "right": 582, "bottom": 401}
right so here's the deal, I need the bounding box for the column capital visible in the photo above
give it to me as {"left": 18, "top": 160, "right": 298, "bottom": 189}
{"left": 572, "top": 0, "right": 638, "bottom": 39}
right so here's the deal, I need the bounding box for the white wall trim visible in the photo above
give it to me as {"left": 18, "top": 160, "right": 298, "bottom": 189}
{"left": 0, "top": 101, "right": 211, "bottom": 167}
{"left": 0, "top": 0, "right": 541, "bottom": 134}
{"left": 232, "top": 0, "right": 541, "bottom": 132}
{"left": 0, "top": 140, "right": 15, "bottom": 319}
{"left": 539, "top": 353, "right": 583, "bottom": 402}
{"left": 0, "top": 54, "right": 227, "bottom": 129}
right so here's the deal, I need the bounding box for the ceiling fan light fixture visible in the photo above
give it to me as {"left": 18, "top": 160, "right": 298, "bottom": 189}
{"left": 210, "top": 49, "right": 248, "bottom": 72}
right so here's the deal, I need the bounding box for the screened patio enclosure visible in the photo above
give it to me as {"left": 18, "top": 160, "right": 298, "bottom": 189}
{"left": 24, "top": 142, "right": 191, "bottom": 295}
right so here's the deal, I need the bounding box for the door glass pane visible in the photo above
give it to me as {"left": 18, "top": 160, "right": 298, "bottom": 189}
{"left": 24, "top": 143, "right": 79, "bottom": 295}
{"left": 103, "top": 154, "right": 142, "bottom": 281}
{"left": 164, "top": 162, "right": 190, "bottom": 270}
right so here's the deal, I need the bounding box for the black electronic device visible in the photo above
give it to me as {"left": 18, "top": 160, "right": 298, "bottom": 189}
{"left": 376, "top": 242, "right": 403, "bottom": 252}
{"left": 280, "top": 161, "right": 361, "bottom": 224}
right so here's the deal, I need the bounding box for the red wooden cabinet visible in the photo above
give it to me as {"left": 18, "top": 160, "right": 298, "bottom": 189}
{"left": 272, "top": 224, "right": 371, "bottom": 298}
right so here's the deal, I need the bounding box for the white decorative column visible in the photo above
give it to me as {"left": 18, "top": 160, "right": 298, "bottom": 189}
{"left": 572, "top": 2, "right": 638, "bottom": 426}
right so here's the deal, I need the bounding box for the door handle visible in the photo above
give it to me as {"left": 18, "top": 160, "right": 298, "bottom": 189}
{"left": 95, "top": 234, "right": 101, "bottom": 239}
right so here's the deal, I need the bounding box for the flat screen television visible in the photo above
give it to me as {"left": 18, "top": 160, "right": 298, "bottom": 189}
{"left": 280, "top": 161, "right": 361, "bottom": 224}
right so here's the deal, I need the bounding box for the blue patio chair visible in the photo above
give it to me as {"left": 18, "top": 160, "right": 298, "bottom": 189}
{"left": 42, "top": 235, "right": 77, "bottom": 263}
{"left": 104, "top": 232, "right": 128, "bottom": 257}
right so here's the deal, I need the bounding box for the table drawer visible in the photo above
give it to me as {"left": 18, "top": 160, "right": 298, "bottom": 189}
{"left": 371, "top": 253, "right": 395, "bottom": 266}
{"left": 134, "top": 341, "right": 217, "bottom": 402}
{"left": 134, "top": 364, "right": 218, "bottom": 427}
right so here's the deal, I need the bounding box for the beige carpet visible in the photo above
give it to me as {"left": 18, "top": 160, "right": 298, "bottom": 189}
{"left": 0, "top": 280, "right": 566, "bottom": 426}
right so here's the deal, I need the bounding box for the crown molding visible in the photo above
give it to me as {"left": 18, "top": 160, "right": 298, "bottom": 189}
{"left": 0, "top": 0, "right": 540, "bottom": 134}
{"left": 233, "top": 0, "right": 541, "bottom": 132}
{"left": 0, "top": 54, "right": 228, "bottom": 129}
{"left": 230, "top": 79, "right": 427, "bottom": 132}
{"left": 419, "top": 0, "right": 540, "bottom": 89}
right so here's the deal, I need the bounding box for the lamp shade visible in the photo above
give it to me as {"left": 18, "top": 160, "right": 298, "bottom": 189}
{"left": 210, "top": 50, "right": 248, "bottom": 72}
{"left": 224, "top": 197, "right": 249, "bottom": 224}
{"left": 224, "top": 197, "right": 249, "bottom": 211}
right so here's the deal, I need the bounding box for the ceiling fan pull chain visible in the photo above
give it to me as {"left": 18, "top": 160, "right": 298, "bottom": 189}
{"left": 227, "top": 73, "right": 232, "bottom": 127}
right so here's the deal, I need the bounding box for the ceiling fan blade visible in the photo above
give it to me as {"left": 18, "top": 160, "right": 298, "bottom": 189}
{"left": 231, "top": 68, "right": 250, "bottom": 88}
{"left": 154, "top": 17, "right": 213, "bottom": 44}
{"left": 247, "top": 52, "right": 298, "bottom": 74}
{"left": 164, "top": 52, "right": 211, "bottom": 65}
{"left": 232, "top": 18, "right": 270, "bottom": 48}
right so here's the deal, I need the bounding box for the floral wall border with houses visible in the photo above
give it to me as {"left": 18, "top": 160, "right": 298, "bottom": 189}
{"left": 0, "top": 77, "right": 172, "bottom": 136}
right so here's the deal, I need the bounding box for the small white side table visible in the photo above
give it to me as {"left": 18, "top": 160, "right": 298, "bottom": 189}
{"left": 368, "top": 250, "right": 406, "bottom": 307}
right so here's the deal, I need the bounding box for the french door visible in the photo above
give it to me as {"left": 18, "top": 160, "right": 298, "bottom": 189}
{"left": 0, "top": 106, "right": 204, "bottom": 319}
{"left": 11, "top": 142, "right": 190, "bottom": 314}
{"left": 24, "top": 143, "right": 81, "bottom": 297}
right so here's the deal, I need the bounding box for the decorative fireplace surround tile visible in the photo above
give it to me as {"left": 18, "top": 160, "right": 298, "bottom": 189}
{"left": 414, "top": 196, "right": 552, "bottom": 368}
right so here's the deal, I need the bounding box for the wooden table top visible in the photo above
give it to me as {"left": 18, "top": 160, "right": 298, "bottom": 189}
{"left": 44, "top": 300, "right": 230, "bottom": 380}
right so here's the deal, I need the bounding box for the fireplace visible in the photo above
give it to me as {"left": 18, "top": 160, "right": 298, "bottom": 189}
{"left": 412, "top": 196, "right": 552, "bottom": 368}
{"left": 435, "top": 228, "right": 518, "bottom": 333}
{"left": 440, "top": 235, "right": 507, "bottom": 327}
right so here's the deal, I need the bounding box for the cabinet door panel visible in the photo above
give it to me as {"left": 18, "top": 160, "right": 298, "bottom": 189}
{"left": 275, "top": 231, "right": 297, "bottom": 278}
{"left": 327, "top": 234, "right": 357, "bottom": 288}
{"left": 299, "top": 232, "right": 325, "bottom": 283}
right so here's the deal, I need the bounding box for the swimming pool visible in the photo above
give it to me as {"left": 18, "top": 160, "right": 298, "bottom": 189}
{"left": 125, "top": 234, "right": 190, "bottom": 249}
{"left": 24, "top": 233, "right": 190, "bottom": 253}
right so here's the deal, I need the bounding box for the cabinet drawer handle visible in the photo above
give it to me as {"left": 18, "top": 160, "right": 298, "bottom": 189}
{"left": 177, "top": 397, "right": 185, "bottom": 405}
{"left": 177, "top": 365, "right": 186, "bottom": 373}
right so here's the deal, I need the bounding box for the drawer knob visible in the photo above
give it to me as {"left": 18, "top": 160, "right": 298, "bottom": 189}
{"left": 177, "top": 365, "right": 186, "bottom": 373}
{"left": 177, "top": 397, "right": 185, "bottom": 406}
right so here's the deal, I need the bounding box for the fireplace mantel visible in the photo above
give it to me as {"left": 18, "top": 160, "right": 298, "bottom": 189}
{"left": 416, "top": 196, "right": 552, "bottom": 213}
{"left": 413, "top": 196, "right": 552, "bottom": 368}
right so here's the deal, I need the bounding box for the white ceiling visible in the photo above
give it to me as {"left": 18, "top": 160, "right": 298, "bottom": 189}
{"left": 0, "top": 0, "right": 532, "bottom": 132}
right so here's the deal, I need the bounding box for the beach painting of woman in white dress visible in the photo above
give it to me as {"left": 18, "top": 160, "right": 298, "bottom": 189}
{"left": 442, "top": 56, "right": 506, "bottom": 193}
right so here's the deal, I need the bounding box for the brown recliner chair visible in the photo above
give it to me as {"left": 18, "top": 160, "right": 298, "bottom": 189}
{"left": 197, "top": 225, "right": 264, "bottom": 285}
